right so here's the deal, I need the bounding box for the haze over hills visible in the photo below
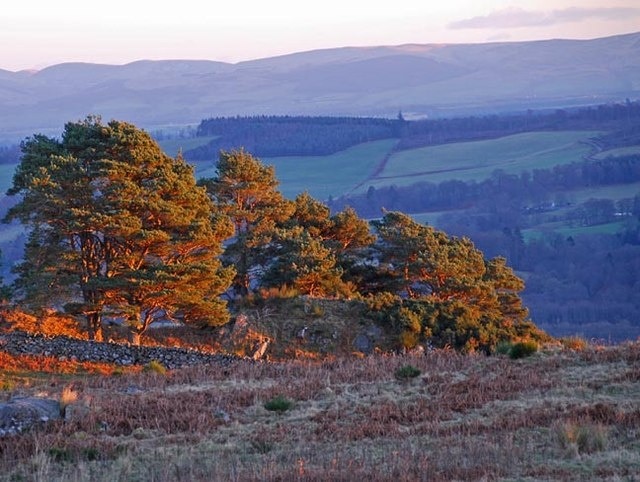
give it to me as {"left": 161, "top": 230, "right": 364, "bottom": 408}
{"left": 0, "top": 31, "right": 639, "bottom": 141}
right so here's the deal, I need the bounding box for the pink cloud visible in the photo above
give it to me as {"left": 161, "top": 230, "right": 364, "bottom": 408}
{"left": 449, "top": 6, "right": 640, "bottom": 29}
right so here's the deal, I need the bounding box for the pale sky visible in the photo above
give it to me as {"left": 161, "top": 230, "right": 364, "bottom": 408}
{"left": 2, "top": 0, "right": 639, "bottom": 72}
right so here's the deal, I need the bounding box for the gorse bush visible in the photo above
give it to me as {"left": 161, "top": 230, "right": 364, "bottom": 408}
{"left": 394, "top": 364, "right": 421, "bottom": 380}
{"left": 144, "top": 360, "right": 167, "bottom": 375}
{"left": 264, "top": 395, "right": 293, "bottom": 413}
{"left": 495, "top": 341, "right": 513, "bottom": 355}
{"left": 509, "top": 341, "right": 538, "bottom": 359}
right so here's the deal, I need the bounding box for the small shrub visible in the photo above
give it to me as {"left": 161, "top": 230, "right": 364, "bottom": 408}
{"left": 495, "top": 341, "right": 513, "bottom": 356}
{"left": 560, "top": 336, "right": 588, "bottom": 351}
{"left": 59, "top": 385, "right": 79, "bottom": 415}
{"left": 398, "top": 330, "right": 419, "bottom": 350}
{"left": 309, "top": 303, "right": 325, "bottom": 318}
{"left": 144, "top": 360, "right": 167, "bottom": 375}
{"left": 48, "top": 447, "right": 72, "bottom": 463}
{"left": 509, "top": 341, "right": 538, "bottom": 359}
{"left": 263, "top": 395, "right": 293, "bottom": 413}
{"left": 250, "top": 439, "right": 273, "bottom": 454}
{"left": 0, "top": 378, "right": 16, "bottom": 392}
{"left": 82, "top": 447, "right": 100, "bottom": 461}
{"left": 364, "top": 292, "right": 400, "bottom": 311}
{"left": 555, "top": 421, "right": 608, "bottom": 455}
{"left": 259, "top": 285, "right": 300, "bottom": 300}
{"left": 394, "top": 364, "right": 421, "bottom": 380}
{"left": 48, "top": 446, "right": 101, "bottom": 463}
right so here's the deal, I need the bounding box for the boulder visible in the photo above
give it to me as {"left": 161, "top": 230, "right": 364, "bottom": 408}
{"left": 0, "top": 397, "right": 61, "bottom": 436}
{"left": 353, "top": 333, "right": 373, "bottom": 354}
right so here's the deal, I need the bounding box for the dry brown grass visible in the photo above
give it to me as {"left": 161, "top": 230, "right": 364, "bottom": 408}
{"left": 1, "top": 342, "right": 639, "bottom": 481}
{"left": 1, "top": 309, "right": 86, "bottom": 339}
{"left": 0, "top": 351, "right": 139, "bottom": 377}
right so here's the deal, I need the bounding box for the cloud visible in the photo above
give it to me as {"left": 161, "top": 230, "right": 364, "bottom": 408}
{"left": 449, "top": 6, "right": 640, "bottom": 30}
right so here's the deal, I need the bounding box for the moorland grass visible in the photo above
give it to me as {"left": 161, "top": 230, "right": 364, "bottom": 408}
{"left": 1, "top": 341, "right": 639, "bottom": 481}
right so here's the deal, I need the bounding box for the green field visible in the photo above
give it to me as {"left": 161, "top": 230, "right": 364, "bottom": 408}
{"left": 523, "top": 220, "right": 630, "bottom": 241}
{"left": 195, "top": 139, "right": 397, "bottom": 200}
{"left": 409, "top": 210, "right": 466, "bottom": 226}
{"left": 566, "top": 182, "right": 640, "bottom": 203}
{"left": 359, "top": 131, "right": 601, "bottom": 191}
{"left": 594, "top": 145, "right": 640, "bottom": 159}
{"left": 157, "top": 135, "right": 219, "bottom": 157}
{"left": 266, "top": 139, "right": 396, "bottom": 199}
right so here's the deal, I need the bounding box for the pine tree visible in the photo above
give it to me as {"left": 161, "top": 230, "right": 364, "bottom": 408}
{"left": 369, "top": 211, "right": 539, "bottom": 352}
{"left": 261, "top": 193, "right": 373, "bottom": 298}
{"left": 5, "top": 117, "right": 234, "bottom": 341}
{"left": 261, "top": 226, "right": 344, "bottom": 297}
{"left": 199, "top": 149, "right": 294, "bottom": 296}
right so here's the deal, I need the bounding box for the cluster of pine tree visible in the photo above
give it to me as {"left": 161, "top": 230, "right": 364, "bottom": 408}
{"left": 3, "top": 118, "right": 542, "bottom": 352}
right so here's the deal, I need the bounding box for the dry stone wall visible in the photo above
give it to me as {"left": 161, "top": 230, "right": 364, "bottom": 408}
{"left": 0, "top": 330, "right": 244, "bottom": 369}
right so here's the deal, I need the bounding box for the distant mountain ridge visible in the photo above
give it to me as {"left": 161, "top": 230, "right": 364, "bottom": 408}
{"left": 1, "top": 32, "right": 639, "bottom": 141}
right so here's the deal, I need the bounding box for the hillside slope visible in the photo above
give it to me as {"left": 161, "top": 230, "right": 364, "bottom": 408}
{"left": 1, "top": 32, "right": 639, "bottom": 140}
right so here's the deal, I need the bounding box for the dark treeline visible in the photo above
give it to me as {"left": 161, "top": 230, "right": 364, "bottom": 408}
{"left": 511, "top": 231, "right": 640, "bottom": 339}
{"left": 189, "top": 116, "right": 402, "bottom": 159}
{"left": 397, "top": 100, "right": 640, "bottom": 151}
{"left": 446, "top": 223, "right": 640, "bottom": 341}
{"left": 596, "top": 124, "right": 640, "bottom": 150}
{"left": 186, "top": 101, "right": 640, "bottom": 160}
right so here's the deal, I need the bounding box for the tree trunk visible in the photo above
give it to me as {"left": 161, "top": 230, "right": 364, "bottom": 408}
{"left": 86, "top": 313, "right": 103, "bottom": 342}
{"left": 128, "top": 330, "right": 142, "bottom": 346}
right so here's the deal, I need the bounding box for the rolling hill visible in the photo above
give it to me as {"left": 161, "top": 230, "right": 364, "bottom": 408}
{"left": 1, "top": 32, "right": 639, "bottom": 142}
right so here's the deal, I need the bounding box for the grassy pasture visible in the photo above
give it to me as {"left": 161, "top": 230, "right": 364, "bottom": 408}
{"left": 360, "top": 131, "right": 601, "bottom": 191}
{"left": 555, "top": 221, "right": 631, "bottom": 237}
{"left": 409, "top": 209, "right": 466, "bottom": 226}
{"left": 594, "top": 145, "right": 640, "bottom": 159}
{"left": 156, "top": 135, "right": 219, "bottom": 158}
{"left": 522, "top": 220, "right": 630, "bottom": 242}
{"left": 196, "top": 139, "right": 397, "bottom": 201}
{"left": 520, "top": 183, "right": 639, "bottom": 238}
{"left": 264, "top": 139, "right": 396, "bottom": 200}
{"left": 566, "top": 182, "right": 640, "bottom": 204}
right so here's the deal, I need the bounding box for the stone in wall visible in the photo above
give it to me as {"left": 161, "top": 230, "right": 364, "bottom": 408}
{"left": 0, "top": 330, "right": 247, "bottom": 370}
